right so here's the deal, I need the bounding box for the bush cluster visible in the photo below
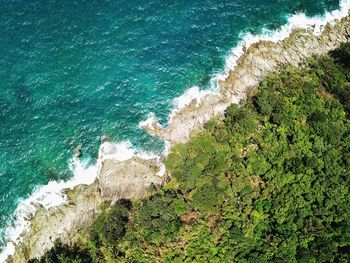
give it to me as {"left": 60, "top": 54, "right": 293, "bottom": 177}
{"left": 33, "top": 44, "right": 350, "bottom": 263}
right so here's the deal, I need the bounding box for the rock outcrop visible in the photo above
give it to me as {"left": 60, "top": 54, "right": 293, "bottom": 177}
{"left": 10, "top": 184, "right": 102, "bottom": 263}
{"left": 8, "top": 10, "right": 350, "bottom": 263}
{"left": 99, "top": 157, "right": 163, "bottom": 204}
{"left": 141, "top": 13, "right": 350, "bottom": 146}
{"left": 9, "top": 150, "right": 165, "bottom": 262}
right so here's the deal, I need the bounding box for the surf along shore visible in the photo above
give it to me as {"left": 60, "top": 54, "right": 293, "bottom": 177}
{"left": 5, "top": 6, "right": 350, "bottom": 263}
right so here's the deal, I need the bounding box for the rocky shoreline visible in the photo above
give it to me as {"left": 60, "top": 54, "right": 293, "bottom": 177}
{"left": 9, "top": 143, "right": 166, "bottom": 262}
{"left": 7, "top": 11, "right": 350, "bottom": 263}
{"left": 141, "top": 11, "right": 350, "bottom": 146}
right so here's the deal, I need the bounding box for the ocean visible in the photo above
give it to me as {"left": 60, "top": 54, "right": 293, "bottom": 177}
{"left": 0, "top": 0, "right": 345, "bottom": 259}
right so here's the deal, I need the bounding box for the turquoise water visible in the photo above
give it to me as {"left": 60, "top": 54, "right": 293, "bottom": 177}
{"left": 0, "top": 0, "right": 340, "bottom": 246}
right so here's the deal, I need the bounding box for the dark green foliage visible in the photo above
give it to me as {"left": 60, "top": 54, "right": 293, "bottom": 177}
{"left": 35, "top": 44, "right": 350, "bottom": 263}
{"left": 162, "top": 44, "right": 350, "bottom": 262}
{"left": 84, "top": 199, "right": 131, "bottom": 262}
{"left": 90, "top": 199, "right": 131, "bottom": 248}
{"left": 331, "top": 42, "right": 350, "bottom": 69}
{"left": 28, "top": 242, "right": 93, "bottom": 263}
{"left": 310, "top": 43, "right": 350, "bottom": 114}
{"left": 129, "top": 190, "right": 181, "bottom": 243}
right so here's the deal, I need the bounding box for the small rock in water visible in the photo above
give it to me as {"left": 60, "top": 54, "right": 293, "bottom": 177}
{"left": 100, "top": 135, "right": 108, "bottom": 142}
{"left": 74, "top": 144, "right": 83, "bottom": 158}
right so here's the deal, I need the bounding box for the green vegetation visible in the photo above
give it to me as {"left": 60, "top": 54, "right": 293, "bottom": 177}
{"left": 32, "top": 43, "right": 350, "bottom": 262}
{"left": 28, "top": 243, "right": 93, "bottom": 263}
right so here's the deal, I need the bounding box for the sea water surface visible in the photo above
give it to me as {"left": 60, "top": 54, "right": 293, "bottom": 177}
{"left": 0, "top": 0, "right": 341, "bottom": 252}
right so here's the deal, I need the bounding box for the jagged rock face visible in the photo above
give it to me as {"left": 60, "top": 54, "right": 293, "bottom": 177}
{"left": 220, "top": 20, "right": 350, "bottom": 101}
{"left": 9, "top": 157, "right": 164, "bottom": 263}
{"left": 142, "top": 14, "right": 350, "bottom": 146}
{"left": 10, "top": 184, "right": 103, "bottom": 263}
{"left": 98, "top": 157, "right": 164, "bottom": 204}
{"left": 142, "top": 90, "right": 239, "bottom": 145}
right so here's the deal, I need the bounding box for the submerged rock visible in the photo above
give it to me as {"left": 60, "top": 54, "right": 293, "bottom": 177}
{"left": 74, "top": 144, "right": 83, "bottom": 158}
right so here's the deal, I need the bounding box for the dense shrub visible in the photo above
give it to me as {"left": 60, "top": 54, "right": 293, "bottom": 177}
{"left": 90, "top": 199, "right": 131, "bottom": 248}
{"left": 28, "top": 242, "right": 92, "bottom": 263}
{"left": 34, "top": 43, "right": 350, "bottom": 263}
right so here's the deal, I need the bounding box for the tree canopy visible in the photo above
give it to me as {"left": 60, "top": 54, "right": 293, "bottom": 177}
{"left": 31, "top": 43, "right": 350, "bottom": 263}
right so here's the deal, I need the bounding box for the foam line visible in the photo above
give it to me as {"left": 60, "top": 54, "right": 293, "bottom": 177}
{"left": 1, "top": 1, "right": 350, "bottom": 262}
{"left": 217, "top": 0, "right": 350, "bottom": 86}
{"left": 139, "top": 0, "right": 350, "bottom": 141}
{"left": 0, "top": 157, "right": 98, "bottom": 262}
{"left": 0, "top": 139, "right": 165, "bottom": 262}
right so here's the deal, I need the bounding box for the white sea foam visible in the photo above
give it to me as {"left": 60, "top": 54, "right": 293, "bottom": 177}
{"left": 0, "top": 139, "right": 164, "bottom": 262}
{"left": 139, "top": 0, "right": 350, "bottom": 136}
{"left": 138, "top": 87, "right": 216, "bottom": 131}
{"left": 99, "top": 141, "right": 136, "bottom": 162}
{"left": 0, "top": 156, "right": 98, "bottom": 262}
{"left": 98, "top": 140, "right": 166, "bottom": 176}
{"left": 215, "top": 0, "right": 350, "bottom": 86}
{"left": 172, "top": 86, "right": 213, "bottom": 113}
{"left": 138, "top": 112, "right": 163, "bottom": 130}
{"left": 169, "top": 86, "right": 216, "bottom": 122}
{"left": 99, "top": 140, "right": 160, "bottom": 162}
